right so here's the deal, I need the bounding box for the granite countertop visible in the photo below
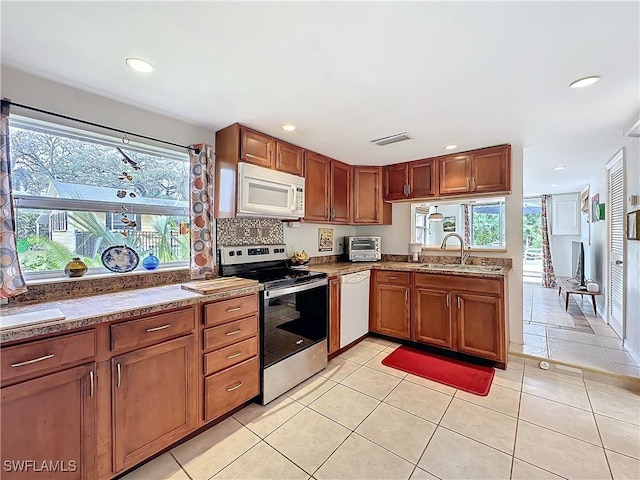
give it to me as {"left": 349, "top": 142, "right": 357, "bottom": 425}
{"left": 308, "top": 261, "right": 509, "bottom": 278}
{"left": 0, "top": 282, "right": 261, "bottom": 344}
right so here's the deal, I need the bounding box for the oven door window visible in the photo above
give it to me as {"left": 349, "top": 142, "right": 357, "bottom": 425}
{"left": 350, "top": 240, "right": 375, "bottom": 251}
{"left": 263, "top": 285, "right": 327, "bottom": 368}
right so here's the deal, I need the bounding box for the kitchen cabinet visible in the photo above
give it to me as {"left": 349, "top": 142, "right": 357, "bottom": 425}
{"left": 439, "top": 145, "right": 510, "bottom": 196}
{"left": 413, "top": 273, "right": 505, "bottom": 363}
{"left": 202, "top": 293, "right": 260, "bottom": 423}
{"left": 370, "top": 271, "right": 411, "bottom": 339}
{"left": 413, "top": 287, "right": 454, "bottom": 349}
{"left": 1, "top": 363, "right": 96, "bottom": 480}
{"left": 240, "top": 127, "right": 303, "bottom": 176}
{"left": 353, "top": 166, "right": 392, "bottom": 224}
{"left": 112, "top": 335, "right": 197, "bottom": 473}
{"left": 329, "top": 276, "right": 341, "bottom": 355}
{"left": 304, "top": 151, "right": 352, "bottom": 224}
{"left": 383, "top": 159, "right": 437, "bottom": 201}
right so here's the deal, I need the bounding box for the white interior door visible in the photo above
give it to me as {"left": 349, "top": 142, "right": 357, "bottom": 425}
{"left": 607, "top": 153, "right": 625, "bottom": 337}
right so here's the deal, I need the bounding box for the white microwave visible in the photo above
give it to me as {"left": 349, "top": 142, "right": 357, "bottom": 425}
{"left": 237, "top": 162, "right": 305, "bottom": 220}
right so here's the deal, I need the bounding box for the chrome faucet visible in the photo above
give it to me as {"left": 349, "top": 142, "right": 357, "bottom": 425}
{"left": 440, "top": 232, "right": 470, "bottom": 265}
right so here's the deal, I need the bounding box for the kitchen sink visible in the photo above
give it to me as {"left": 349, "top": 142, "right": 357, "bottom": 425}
{"left": 418, "top": 263, "right": 504, "bottom": 273}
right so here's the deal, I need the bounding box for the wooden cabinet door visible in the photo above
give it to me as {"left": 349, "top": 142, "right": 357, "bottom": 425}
{"left": 455, "top": 293, "right": 504, "bottom": 361}
{"left": 383, "top": 163, "right": 408, "bottom": 200}
{"left": 241, "top": 128, "right": 274, "bottom": 168}
{"left": 413, "top": 287, "right": 454, "bottom": 349}
{"left": 372, "top": 283, "right": 411, "bottom": 339}
{"left": 329, "top": 277, "right": 341, "bottom": 354}
{"left": 471, "top": 145, "right": 511, "bottom": 193}
{"left": 304, "top": 151, "right": 331, "bottom": 222}
{"left": 353, "top": 167, "right": 389, "bottom": 224}
{"left": 275, "top": 141, "right": 303, "bottom": 176}
{"left": 112, "top": 336, "right": 196, "bottom": 473}
{"left": 408, "top": 159, "right": 437, "bottom": 198}
{"left": 1, "top": 364, "right": 96, "bottom": 480}
{"left": 439, "top": 154, "right": 472, "bottom": 195}
{"left": 331, "top": 160, "right": 351, "bottom": 224}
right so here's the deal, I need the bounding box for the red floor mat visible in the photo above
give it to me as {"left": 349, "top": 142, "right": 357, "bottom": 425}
{"left": 382, "top": 345, "right": 495, "bottom": 396}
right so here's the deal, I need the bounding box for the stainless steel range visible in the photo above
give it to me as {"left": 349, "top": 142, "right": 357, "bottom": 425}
{"left": 218, "top": 244, "right": 328, "bottom": 404}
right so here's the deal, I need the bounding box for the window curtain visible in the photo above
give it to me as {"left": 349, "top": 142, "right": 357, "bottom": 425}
{"left": 462, "top": 204, "right": 471, "bottom": 245}
{"left": 189, "top": 144, "right": 215, "bottom": 279}
{"left": 540, "top": 194, "right": 557, "bottom": 288}
{"left": 1, "top": 100, "right": 28, "bottom": 298}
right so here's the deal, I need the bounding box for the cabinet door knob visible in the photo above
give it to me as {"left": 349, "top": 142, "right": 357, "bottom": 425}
{"left": 116, "top": 363, "right": 122, "bottom": 388}
{"left": 446, "top": 294, "right": 450, "bottom": 307}
{"left": 89, "top": 370, "right": 95, "bottom": 397}
{"left": 457, "top": 296, "right": 461, "bottom": 309}
{"left": 466, "top": 178, "right": 470, "bottom": 190}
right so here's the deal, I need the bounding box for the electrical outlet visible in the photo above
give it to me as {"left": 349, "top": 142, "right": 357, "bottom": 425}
{"left": 336, "top": 239, "right": 344, "bottom": 253}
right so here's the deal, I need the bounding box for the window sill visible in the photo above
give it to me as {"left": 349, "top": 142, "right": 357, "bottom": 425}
{"left": 25, "top": 266, "right": 190, "bottom": 286}
{"left": 421, "top": 246, "right": 508, "bottom": 253}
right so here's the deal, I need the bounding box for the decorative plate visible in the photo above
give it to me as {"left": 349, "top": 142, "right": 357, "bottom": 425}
{"left": 101, "top": 245, "right": 140, "bottom": 273}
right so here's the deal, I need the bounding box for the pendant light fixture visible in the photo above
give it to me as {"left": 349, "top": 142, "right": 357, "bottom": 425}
{"left": 428, "top": 205, "right": 444, "bottom": 221}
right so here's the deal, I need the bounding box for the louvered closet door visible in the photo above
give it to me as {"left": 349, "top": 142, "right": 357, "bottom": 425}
{"left": 608, "top": 155, "right": 624, "bottom": 337}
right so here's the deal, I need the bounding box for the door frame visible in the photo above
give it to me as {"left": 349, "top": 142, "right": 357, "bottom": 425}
{"left": 605, "top": 149, "right": 625, "bottom": 338}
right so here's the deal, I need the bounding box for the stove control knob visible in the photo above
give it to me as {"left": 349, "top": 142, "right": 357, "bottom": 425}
{"left": 236, "top": 250, "right": 242, "bottom": 256}
{"left": 229, "top": 251, "right": 235, "bottom": 256}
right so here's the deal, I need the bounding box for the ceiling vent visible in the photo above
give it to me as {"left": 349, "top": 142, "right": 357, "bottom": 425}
{"left": 370, "top": 132, "right": 412, "bottom": 146}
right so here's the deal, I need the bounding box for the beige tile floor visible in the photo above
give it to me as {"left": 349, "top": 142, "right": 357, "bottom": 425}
{"left": 123, "top": 339, "right": 640, "bottom": 480}
{"left": 520, "top": 283, "right": 640, "bottom": 377}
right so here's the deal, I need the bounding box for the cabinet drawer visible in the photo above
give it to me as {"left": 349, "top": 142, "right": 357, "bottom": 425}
{"left": 204, "top": 337, "right": 258, "bottom": 375}
{"left": 415, "top": 273, "right": 502, "bottom": 295}
{"left": 205, "top": 295, "right": 258, "bottom": 327}
{"left": 375, "top": 271, "right": 411, "bottom": 285}
{"left": 203, "top": 316, "right": 258, "bottom": 352}
{"left": 111, "top": 308, "right": 195, "bottom": 351}
{"left": 1, "top": 330, "right": 96, "bottom": 385}
{"left": 205, "top": 357, "right": 259, "bottom": 421}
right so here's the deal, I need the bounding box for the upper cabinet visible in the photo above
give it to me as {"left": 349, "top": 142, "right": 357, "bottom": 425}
{"left": 439, "top": 145, "right": 511, "bottom": 196}
{"left": 353, "top": 167, "right": 392, "bottom": 225}
{"left": 383, "top": 159, "right": 438, "bottom": 201}
{"left": 304, "top": 152, "right": 352, "bottom": 224}
{"left": 240, "top": 127, "right": 303, "bottom": 176}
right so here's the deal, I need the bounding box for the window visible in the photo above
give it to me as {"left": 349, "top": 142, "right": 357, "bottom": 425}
{"left": 10, "top": 116, "right": 191, "bottom": 277}
{"left": 470, "top": 201, "right": 506, "bottom": 248}
{"left": 412, "top": 197, "right": 506, "bottom": 249}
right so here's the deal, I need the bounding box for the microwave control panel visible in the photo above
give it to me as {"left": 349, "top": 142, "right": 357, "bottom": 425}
{"left": 295, "top": 187, "right": 304, "bottom": 212}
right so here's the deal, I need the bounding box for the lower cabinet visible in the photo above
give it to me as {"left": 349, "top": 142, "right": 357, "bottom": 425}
{"left": 1, "top": 364, "right": 96, "bottom": 480}
{"left": 412, "top": 273, "right": 505, "bottom": 363}
{"left": 413, "top": 287, "right": 454, "bottom": 349}
{"left": 370, "top": 272, "right": 411, "bottom": 339}
{"left": 112, "top": 335, "right": 197, "bottom": 473}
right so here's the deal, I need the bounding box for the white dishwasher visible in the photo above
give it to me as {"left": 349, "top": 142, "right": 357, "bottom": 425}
{"left": 340, "top": 270, "right": 371, "bottom": 348}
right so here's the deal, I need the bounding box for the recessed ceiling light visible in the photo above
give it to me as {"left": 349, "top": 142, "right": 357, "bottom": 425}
{"left": 126, "top": 58, "right": 154, "bottom": 73}
{"left": 444, "top": 145, "right": 457, "bottom": 150}
{"left": 553, "top": 166, "right": 566, "bottom": 170}
{"left": 550, "top": 183, "right": 559, "bottom": 187}
{"left": 282, "top": 124, "right": 296, "bottom": 131}
{"left": 569, "top": 76, "right": 600, "bottom": 88}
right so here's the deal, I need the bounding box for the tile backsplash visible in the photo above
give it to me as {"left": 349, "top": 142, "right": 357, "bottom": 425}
{"left": 216, "top": 218, "right": 284, "bottom": 246}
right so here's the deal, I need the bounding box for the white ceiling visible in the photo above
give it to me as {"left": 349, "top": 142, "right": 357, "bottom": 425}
{"left": 1, "top": 1, "right": 638, "bottom": 196}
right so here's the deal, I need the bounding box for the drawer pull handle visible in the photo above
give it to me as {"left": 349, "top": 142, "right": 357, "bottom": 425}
{"left": 146, "top": 324, "right": 171, "bottom": 332}
{"left": 89, "top": 370, "right": 95, "bottom": 397}
{"left": 296, "top": 339, "right": 303, "bottom": 345}
{"left": 226, "top": 329, "right": 242, "bottom": 336}
{"left": 227, "top": 382, "right": 243, "bottom": 392}
{"left": 387, "top": 276, "right": 397, "bottom": 280}
{"left": 11, "top": 353, "right": 54, "bottom": 367}
{"left": 226, "top": 307, "right": 242, "bottom": 313}
{"left": 226, "top": 351, "right": 243, "bottom": 359}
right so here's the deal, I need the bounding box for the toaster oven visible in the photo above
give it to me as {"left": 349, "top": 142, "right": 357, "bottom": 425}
{"left": 345, "top": 236, "right": 381, "bottom": 262}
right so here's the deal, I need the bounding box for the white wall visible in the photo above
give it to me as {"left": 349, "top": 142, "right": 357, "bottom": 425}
{"left": 357, "top": 148, "right": 525, "bottom": 345}
{"left": 284, "top": 223, "right": 356, "bottom": 257}
{"left": 1, "top": 66, "right": 213, "bottom": 149}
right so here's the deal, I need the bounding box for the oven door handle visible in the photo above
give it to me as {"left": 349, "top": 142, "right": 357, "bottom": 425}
{"left": 263, "top": 279, "right": 328, "bottom": 299}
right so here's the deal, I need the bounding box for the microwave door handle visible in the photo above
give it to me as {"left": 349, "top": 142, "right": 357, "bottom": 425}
{"left": 290, "top": 186, "right": 297, "bottom": 211}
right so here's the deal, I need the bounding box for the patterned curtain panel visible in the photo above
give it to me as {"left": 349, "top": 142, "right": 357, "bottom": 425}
{"left": 189, "top": 144, "right": 215, "bottom": 279}
{"left": 0, "top": 101, "right": 28, "bottom": 298}
{"left": 540, "top": 194, "right": 557, "bottom": 288}
{"left": 462, "top": 204, "right": 471, "bottom": 245}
